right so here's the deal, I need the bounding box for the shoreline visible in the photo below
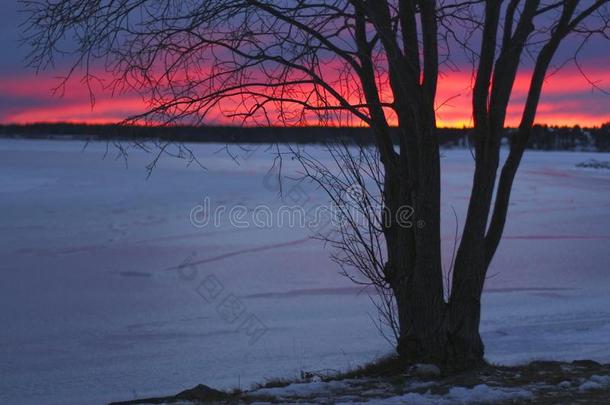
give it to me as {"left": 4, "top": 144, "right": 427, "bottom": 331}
{"left": 109, "top": 359, "right": 610, "bottom": 404}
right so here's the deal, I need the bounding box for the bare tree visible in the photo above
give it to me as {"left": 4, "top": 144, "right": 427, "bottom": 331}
{"left": 22, "top": 0, "right": 610, "bottom": 368}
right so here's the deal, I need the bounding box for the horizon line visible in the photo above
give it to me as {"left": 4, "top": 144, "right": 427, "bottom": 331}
{"left": 2, "top": 121, "right": 609, "bottom": 130}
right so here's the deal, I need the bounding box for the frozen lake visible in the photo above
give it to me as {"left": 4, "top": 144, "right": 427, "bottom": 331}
{"left": 1, "top": 139, "right": 610, "bottom": 404}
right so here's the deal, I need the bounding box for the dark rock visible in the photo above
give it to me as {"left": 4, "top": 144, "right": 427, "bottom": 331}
{"left": 108, "top": 384, "right": 228, "bottom": 404}
{"left": 175, "top": 384, "right": 228, "bottom": 401}
{"left": 572, "top": 360, "right": 602, "bottom": 368}
{"left": 408, "top": 363, "right": 442, "bottom": 378}
{"left": 576, "top": 159, "right": 610, "bottom": 169}
{"left": 527, "top": 361, "right": 562, "bottom": 372}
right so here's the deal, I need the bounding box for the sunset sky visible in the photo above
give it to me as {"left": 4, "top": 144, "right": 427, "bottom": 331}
{"left": 1, "top": 1, "right": 609, "bottom": 127}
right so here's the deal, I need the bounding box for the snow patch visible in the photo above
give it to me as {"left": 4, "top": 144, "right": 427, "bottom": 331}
{"left": 347, "top": 384, "right": 534, "bottom": 404}
{"left": 578, "top": 375, "right": 610, "bottom": 392}
{"left": 250, "top": 379, "right": 352, "bottom": 398}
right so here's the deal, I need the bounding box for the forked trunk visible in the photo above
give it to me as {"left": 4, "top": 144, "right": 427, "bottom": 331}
{"left": 392, "top": 268, "right": 486, "bottom": 368}
{"left": 384, "top": 123, "right": 488, "bottom": 369}
{"left": 389, "top": 236, "right": 486, "bottom": 369}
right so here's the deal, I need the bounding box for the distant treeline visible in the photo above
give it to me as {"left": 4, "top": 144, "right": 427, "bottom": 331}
{"left": 1, "top": 122, "right": 609, "bottom": 151}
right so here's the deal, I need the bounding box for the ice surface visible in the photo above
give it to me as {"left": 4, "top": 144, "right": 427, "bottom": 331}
{"left": 1, "top": 139, "right": 610, "bottom": 404}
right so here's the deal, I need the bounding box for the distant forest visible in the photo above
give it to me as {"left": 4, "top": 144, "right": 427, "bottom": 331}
{"left": 2, "top": 122, "right": 610, "bottom": 151}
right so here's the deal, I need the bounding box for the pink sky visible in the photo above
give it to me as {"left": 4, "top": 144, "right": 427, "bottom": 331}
{"left": 2, "top": 63, "right": 609, "bottom": 127}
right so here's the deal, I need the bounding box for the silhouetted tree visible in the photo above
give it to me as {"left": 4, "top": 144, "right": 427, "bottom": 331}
{"left": 22, "top": 0, "right": 610, "bottom": 368}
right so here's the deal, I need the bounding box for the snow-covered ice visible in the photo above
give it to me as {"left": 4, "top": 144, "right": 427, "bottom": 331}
{"left": 1, "top": 139, "right": 610, "bottom": 404}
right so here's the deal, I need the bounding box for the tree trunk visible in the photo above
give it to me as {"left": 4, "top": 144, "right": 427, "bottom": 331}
{"left": 391, "top": 258, "right": 486, "bottom": 368}
{"left": 445, "top": 277, "right": 486, "bottom": 369}
{"left": 384, "top": 117, "right": 458, "bottom": 366}
{"left": 386, "top": 119, "right": 488, "bottom": 369}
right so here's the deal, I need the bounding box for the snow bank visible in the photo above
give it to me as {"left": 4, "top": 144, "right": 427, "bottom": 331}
{"left": 250, "top": 380, "right": 351, "bottom": 398}
{"left": 340, "top": 384, "right": 533, "bottom": 404}
{"left": 578, "top": 375, "right": 610, "bottom": 392}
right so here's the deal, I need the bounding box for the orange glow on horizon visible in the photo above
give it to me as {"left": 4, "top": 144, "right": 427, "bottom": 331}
{"left": 1, "top": 63, "right": 609, "bottom": 128}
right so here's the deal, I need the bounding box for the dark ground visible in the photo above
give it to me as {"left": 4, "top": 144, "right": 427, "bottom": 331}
{"left": 110, "top": 359, "right": 610, "bottom": 404}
